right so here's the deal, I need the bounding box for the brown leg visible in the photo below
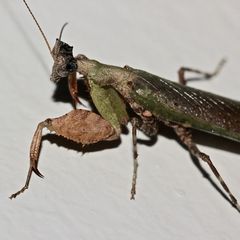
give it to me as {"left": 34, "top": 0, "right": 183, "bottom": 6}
{"left": 9, "top": 121, "right": 46, "bottom": 199}
{"left": 68, "top": 72, "right": 82, "bottom": 109}
{"left": 10, "top": 109, "right": 118, "bottom": 199}
{"left": 130, "top": 118, "right": 139, "bottom": 200}
{"left": 178, "top": 59, "right": 226, "bottom": 85}
{"left": 172, "top": 124, "right": 240, "bottom": 210}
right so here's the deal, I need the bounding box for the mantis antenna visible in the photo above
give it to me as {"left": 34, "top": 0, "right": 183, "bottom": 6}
{"left": 59, "top": 22, "right": 68, "bottom": 40}
{"left": 22, "top": 0, "right": 53, "bottom": 57}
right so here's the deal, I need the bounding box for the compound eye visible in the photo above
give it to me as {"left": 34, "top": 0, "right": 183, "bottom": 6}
{"left": 66, "top": 61, "right": 77, "bottom": 72}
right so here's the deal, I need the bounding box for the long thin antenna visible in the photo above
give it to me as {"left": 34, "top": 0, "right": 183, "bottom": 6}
{"left": 59, "top": 22, "right": 68, "bottom": 40}
{"left": 22, "top": 0, "right": 52, "bottom": 57}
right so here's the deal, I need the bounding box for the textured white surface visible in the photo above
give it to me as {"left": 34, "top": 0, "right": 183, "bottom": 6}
{"left": 1, "top": 0, "right": 240, "bottom": 239}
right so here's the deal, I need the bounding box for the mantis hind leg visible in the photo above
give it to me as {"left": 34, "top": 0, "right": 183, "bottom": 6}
{"left": 178, "top": 59, "right": 226, "bottom": 85}
{"left": 172, "top": 124, "right": 240, "bottom": 211}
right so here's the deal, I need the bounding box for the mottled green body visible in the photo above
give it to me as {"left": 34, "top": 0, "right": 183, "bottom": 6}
{"left": 77, "top": 56, "right": 240, "bottom": 142}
